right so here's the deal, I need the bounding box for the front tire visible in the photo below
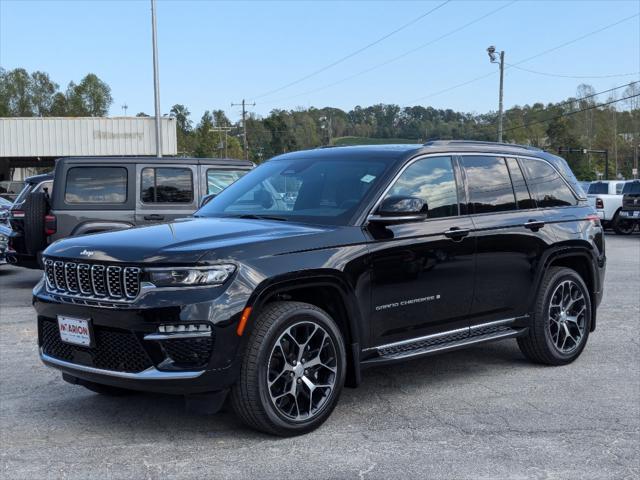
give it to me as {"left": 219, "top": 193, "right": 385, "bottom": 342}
{"left": 518, "top": 267, "right": 591, "bottom": 365}
{"left": 230, "top": 301, "right": 346, "bottom": 436}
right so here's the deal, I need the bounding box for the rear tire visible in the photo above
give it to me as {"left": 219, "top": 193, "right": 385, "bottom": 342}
{"left": 518, "top": 267, "right": 591, "bottom": 365}
{"left": 612, "top": 213, "right": 635, "bottom": 235}
{"left": 23, "top": 191, "right": 48, "bottom": 255}
{"left": 230, "top": 301, "right": 346, "bottom": 436}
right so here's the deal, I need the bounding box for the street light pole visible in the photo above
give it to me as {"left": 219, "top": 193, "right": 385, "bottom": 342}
{"left": 151, "top": 0, "right": 162, "bottom": 158}
{"left": 487, "top": 46, "right": 505, "bottom": 143}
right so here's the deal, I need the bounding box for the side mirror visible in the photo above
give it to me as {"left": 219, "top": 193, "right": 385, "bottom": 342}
{"left": 369, "top": 195, "right": 428, "bottom": 224}
{"left": 199, "top": 193, "right": 216, "bottom": 208}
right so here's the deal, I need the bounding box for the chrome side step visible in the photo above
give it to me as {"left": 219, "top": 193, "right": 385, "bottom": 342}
{"left": 362, "top": 323, "right": 527, "bottom": 366}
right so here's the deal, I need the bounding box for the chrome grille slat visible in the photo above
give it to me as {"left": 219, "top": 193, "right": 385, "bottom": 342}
{"left": 91, "top": 265, "right": 107, "bottom": 297}
{"left": 78, "top": 264, "right": 92, "bottom": 294}
{"left": 64, "top": 263, "right": 79, "bottom": 292}
{"left": 44, "top": 258, "right": 141, "bottom": 303}
{"left": 53, "top": 261, "right": 66, "bottom": 290}
{"left": 124, "top": 267, "right": 141, "bottom": 298}
{"left": 106, "top": 266, "right": 123, "bottom": 298}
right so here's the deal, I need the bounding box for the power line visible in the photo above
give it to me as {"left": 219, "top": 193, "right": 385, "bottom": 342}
{"left": 252, "top": 0, "right": 451, "bottom": 100}
{"left": 258, "top": 0, "right": 515, "bottom": 107}
{"left": 472, "top": 81, "right": 640, "bottom": 133}
{"left": 506, "top": 64, "right": 640, "bottom": 79}
{"left": 405, "top": 12, "right": 639, "bottom": 104}
{"left": 503, "top": 94, "right": 639, "bottom": 133}
{"left": 466, "top": 83, "right": 638, "bottom": 138}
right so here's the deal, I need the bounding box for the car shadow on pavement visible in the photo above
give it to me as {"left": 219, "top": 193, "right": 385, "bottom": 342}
{"left": 35, "top": 340, "right": 530, "bottom": 439}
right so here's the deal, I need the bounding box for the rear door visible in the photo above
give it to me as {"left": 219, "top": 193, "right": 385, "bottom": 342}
{"left": 135, "top": 163, "right": 199, "bottom": 225}
{"left": 461, "top": 155, "right": 554, "bottom": 324}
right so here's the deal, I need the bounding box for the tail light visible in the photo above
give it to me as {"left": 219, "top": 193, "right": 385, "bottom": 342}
{"left": 11, "top": 210, "right": 25, "bottom": 219}
{"left": 44, "top": 214, "right": 57, "bottom": 236}
{"left": 586, "top": 214, "right": 601, "bottom": 226}
{"left": 595, "top": 198, "right": 604, "bottom": 209}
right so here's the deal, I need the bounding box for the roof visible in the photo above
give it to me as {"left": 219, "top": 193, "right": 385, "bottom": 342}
{"left": 55, "top": 157, "right": 254, "bottom": 168}
{"left": 1, "top": 117, "right": 177, "bottom": 157}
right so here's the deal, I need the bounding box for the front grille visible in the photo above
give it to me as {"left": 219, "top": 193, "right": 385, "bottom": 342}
{"left": 44, "top": 258, "right": 141, "bottom": 302}
{"left": 39, "top": 318, "right": 153, "bottom": 373}
{"left": 161, "top": 337, "right": 214, "bottom": 367}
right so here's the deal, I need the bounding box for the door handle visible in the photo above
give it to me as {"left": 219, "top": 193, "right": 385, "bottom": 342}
{"left": 444, "top": 227, "right": 470, "bottom": 240}
{"left": 524, "top": 219, "right": 545, "bottom": 231}
{"left": 144, "top": 214, "right": 165, "bottom": 221}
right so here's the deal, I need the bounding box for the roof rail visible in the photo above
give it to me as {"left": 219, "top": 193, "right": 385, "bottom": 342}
{"left": 423, "top": 139, "right": 542, "bottom": 152}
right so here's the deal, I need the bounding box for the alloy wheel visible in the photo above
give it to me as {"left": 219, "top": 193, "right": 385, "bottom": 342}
{"left": 267, "top": 321, "right": 338, "bottom": 421}
{"left": 548, "top": 280, "right": 587, "bottom": 354}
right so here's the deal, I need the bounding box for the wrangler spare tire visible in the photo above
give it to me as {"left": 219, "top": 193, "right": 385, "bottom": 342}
{"left": 24, "top": 191, "right": 48, "bottom": 255}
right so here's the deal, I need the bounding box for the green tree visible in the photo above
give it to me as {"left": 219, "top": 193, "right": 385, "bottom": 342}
{"left": 66, "top": 73, "right": 113, "bottom": 116}
{"left": 30, "top": 71, "right": 58, "bottom": 116}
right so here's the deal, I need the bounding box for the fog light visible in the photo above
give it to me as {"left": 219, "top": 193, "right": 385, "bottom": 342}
{"left": 158, "top": 323, "right": 211, "bottom": 334}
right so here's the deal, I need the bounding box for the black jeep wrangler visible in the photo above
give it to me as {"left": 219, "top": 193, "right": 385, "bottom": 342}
{"left": 33, "top": 141, "right": 606, "bottom": 436}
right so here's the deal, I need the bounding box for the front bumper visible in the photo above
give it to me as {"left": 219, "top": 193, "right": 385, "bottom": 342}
{"left": 619, "top": 209, "right": 640, "bottom": 222}
{"left": 33, "top": 285, "right": 244, "bottom": 395}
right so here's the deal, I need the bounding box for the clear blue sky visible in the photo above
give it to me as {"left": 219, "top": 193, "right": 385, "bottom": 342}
{"left": 1, "top": 0, "right": 638, "bottom": 122}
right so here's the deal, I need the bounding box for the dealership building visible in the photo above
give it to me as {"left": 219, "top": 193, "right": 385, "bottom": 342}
{"left": 0, "top": 117, "right": 177, "bottom": 181}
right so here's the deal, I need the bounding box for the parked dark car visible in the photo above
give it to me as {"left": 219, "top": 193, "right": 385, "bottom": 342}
{"left": 8, "top": 173, "right": 54, "bottom": 267}
{"left": 10, "top": 157, "right": 252, "bottom": 269}
{"left": 34, "top": 141, "right": 605, "bottom": 436}
{"left": 616, "top": 180, "right": 640, "bottom": 234}
{"left": 0, "top": 180, "right": 25, "bottom": 202}
{"left": 0, "top": 196, "right": 13, "bottom": 224}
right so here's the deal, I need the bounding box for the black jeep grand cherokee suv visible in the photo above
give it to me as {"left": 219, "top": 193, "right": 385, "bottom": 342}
{"left": 34, "top": 141, "right": 606, "bottom": 436}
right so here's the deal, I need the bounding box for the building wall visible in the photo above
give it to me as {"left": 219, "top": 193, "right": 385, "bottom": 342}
{"left": 0, "top": 117, "right": 177, "bottom": 157}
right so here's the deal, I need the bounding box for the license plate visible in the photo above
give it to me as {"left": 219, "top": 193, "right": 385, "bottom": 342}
{"left": 57, "top": 316, "right": 92, "bottom": 347}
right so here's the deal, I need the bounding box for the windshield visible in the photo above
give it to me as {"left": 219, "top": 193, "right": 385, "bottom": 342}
{"left": 0, "top": 197, "right": 12, "bottom": 207}
{"left": 197, "top": 157, "right": 391, "bottom": 225}
{"left": 622, "top": 181, "right": 640, "bottom": 194}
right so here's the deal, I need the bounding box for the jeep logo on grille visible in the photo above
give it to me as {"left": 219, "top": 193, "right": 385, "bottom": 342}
{"left": 79, "top": 249, "right": 95, "bottom": 257}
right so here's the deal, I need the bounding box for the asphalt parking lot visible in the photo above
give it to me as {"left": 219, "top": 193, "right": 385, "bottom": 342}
{"left": 0, "top": 233, "right": 638, "bottom": 480}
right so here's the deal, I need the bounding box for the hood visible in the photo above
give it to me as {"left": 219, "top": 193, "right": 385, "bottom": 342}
{"left": 43, "top": 217, "right": 339, "bottom": 264}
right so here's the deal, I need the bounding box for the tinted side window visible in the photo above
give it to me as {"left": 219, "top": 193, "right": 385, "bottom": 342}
{"left": 506, "top": 158, "right": 535, "bottom": 209}
{"left": 520, "top": 159, "right": 577, "bottom": 208}
{"left": 385, "top": 156, "right": 458, "bottom": 219}
{"left": 461, "top": 156, "right": 516, "bottom": 214}
{"left": 142, "top": 167, "right": 193, "bottom": 203}
{"left": 207, "top": 169, "right": 247, "bottom": 195}
{"left": 65, "top": 167, "right": 127, "bottom": 204}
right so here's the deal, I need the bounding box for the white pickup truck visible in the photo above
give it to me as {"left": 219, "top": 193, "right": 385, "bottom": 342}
{"left": 587, "top": 180, "right": 632, "bottom": 234}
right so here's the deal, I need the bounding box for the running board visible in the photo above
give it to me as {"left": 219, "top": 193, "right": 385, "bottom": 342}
{"left": 361, "top": 325, "right": 527, "bottom": 366}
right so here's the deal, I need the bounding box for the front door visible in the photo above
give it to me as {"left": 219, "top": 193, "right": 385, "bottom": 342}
{"left": 135, "top": 164, "right": 199, "bottom": 225}
{"left": 367, "top": 155, "right": 476, "bottom": 346}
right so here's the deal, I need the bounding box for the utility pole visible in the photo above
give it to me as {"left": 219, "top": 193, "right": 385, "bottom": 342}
{"left": 122, "top": 104, "right": 128, "bottom": 116}
{"left": 487, "top": 46, "right": 505, "bottom": 143}
{"left": 231, "top": 99, "right": 255, "bottom": 160}
{"left": 150, "top": 0, "right": 162, "bottom": 157}
{"left": 210, "top": 127, "right": 233, "bottom": 158}
{"left": 319, "top": 115, "right": 333, "bottom": 146}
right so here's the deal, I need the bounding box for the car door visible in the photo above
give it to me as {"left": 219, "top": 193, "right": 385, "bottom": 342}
{"left": 135, "top": 163, "right": 199, "bottom": 225}
{"left": 461, "top": 155, "right": 555, "bottom": 324}
{"left": 366, "top": 155, "right": 476, "bottom": 346}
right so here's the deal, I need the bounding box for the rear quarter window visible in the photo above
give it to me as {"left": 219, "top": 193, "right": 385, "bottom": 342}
{"left": 520, "top": 159, "right": 577, "bottom": 208}
{"left": 65, "top": 167, "right": 127, "bottom": 204}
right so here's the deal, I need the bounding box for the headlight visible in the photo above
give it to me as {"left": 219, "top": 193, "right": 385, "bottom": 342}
{"left": 147, "top": 265, "right": 236, "bottom": 287}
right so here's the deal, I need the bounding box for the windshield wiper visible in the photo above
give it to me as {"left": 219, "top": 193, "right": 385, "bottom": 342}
{"left": 230, "top": 214, "right": 289, "bottom": 222}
